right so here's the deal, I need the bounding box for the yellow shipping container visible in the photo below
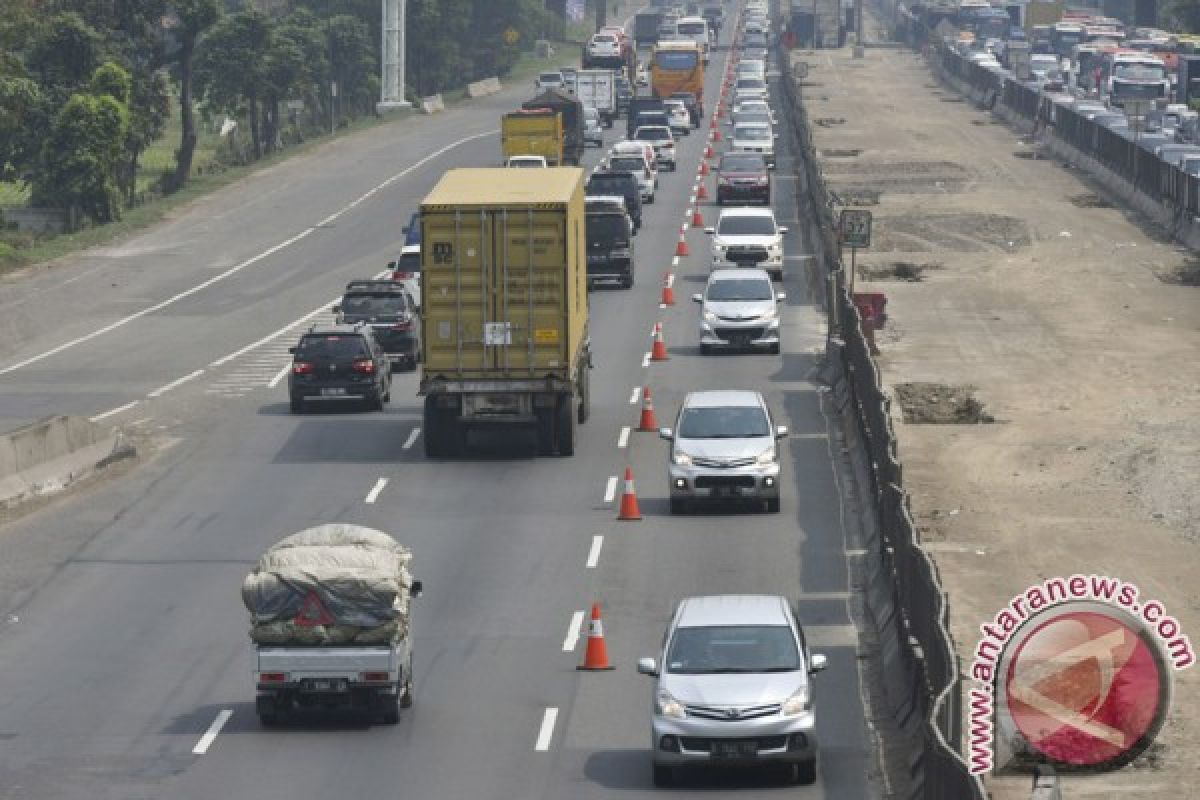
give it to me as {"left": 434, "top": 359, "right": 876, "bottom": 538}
{"left": 501, "top": 110, "right": 564, "bottom": 165}
{"left": 418, "top": 168, "right": 590, "bottom": 457}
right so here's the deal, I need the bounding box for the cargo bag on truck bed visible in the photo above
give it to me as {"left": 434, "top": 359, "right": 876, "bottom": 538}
{"left": 242, "top": 524, "right": 413, "bottom": 646}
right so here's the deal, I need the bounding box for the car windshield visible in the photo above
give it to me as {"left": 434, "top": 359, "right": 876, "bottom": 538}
{"left": 587, "top": 214, "right": 628, "bottom": 241}
{"left": 637, "top": 128, "right": 672, "bottom": 141}
{"left": 589, "top": 175, "right": 632, "bottom": 192}
{"left": 340, "top": 294, "right": 408, "bottom": 317}
{"left": 718, "top": 215, "right": 776, "bottom": 236}
{"left": 539, "top": 73, "right": 561, "bottom": 83}
{"left": 708, "top": 278, "right": 773, "bottom": 301}
{"left": 296, "top": 334, "right": 369, "bottom": 359}
{"left": 608, "top": 157, "right": 645, "bottom": 173}
{"left": 594, "top": 34, "right": 616, "bottom": 42}
{"left": 678, "top": 22, "right": 705, "bottom": 34}
{"left": 735, "top": 126, "right": 770, "bottom": 140}
{"left": 395, "top": 252, "right": 421, "bottom": 272}
{"left": 677, "top": 405, "right": 770, "bottom": 438}
{"left": 737, "top": 78, "right": 766, "bottom": 89}
{"left": 736, "top": 102, "right": 769, "bottom": 113}
{"left": 667, "top": 625, "right": 801, "bottom": 674}
{"left": 734, "top": 113, "right": 772, "bottom": 127}
{"left": 720, "top": 154, "right": 765, "bottom": 172}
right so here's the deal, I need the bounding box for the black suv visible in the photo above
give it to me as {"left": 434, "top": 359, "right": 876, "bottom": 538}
{"left": 334, "top": 280, "right": 420, "bottom": 370}
{"left": 716, "top": 151, "right": 771, "bottom": 205}
{"left": 288, "top": 324, "right": 392, "bottom": 412}
{"left": 585, "top": 197, "right": 636, "bottom": 289}
{"left": 586, "top": 170, "right": 643, "bottom": 232}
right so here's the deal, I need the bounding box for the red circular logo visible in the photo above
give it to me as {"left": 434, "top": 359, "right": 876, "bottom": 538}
{"left": 1003, "top": 606, "right": 1170, "bottom": 769}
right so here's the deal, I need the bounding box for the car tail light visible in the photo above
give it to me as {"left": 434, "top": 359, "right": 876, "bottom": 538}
{"left": 352, "top": 359, "right": 376, "bottom": 374}
{"left": 717, "top": 176, "right": 731, "bottom": 185}
{"left": 360, "top": 671, "right": 390, "bottom": 682}
{"left": 292, "top": 362, "right": 314, "bottom": 375}
{"left": 259, "top": 672, "right": 286, "bottom": 683}
{"left": 391, "top": 320, "right": 414, "bottom": 332}
{"left": 392, "top": 271, "right": 415, "bottom": 281}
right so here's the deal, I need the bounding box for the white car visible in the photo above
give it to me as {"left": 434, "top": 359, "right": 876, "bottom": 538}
{"left": 605, "top": 152, "right": 657, "bottom": 203}
{"left": 734, "top": 76, "right": 769, "bottom": 102}
{"left": 587, "top": 33, "right": 621, "bottom": 60}
{"left": 506, "top": 155, "right": 548, "bottom": 168}
{"left": 583, "top": 107, "right": 604, "bottom": 147}
{"left": 611, "top": 140, "right": 659, "bottom": 178}
{"left": 664, "top": 100, "right": 691, "bottom": 136}
{"left": 536, "top": 71, "right": 564, "bottom": 91}
{"left": 694, "top": 268, "right": 784, "bottom": 354}
{"left": 706, "top": 208, "right": 788, "bottom": 281}
{"left": 737, "top": 59, "right": 767, "bottom": 80}
{"left": 731, "top": 98, "right": 775, "bottom": 123}
{"left": 634, "top": 125, "right": 677, "bottom": 171}
{"left": 388, "top": 244, "right": 422, "bottom": 308}
{"left": 730, "top": 121, "right": 776, "bottom": 168}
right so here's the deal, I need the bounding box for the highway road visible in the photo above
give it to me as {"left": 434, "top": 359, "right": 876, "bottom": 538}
{"left": 0, "top": 12, "right": 877, "bottom": 800}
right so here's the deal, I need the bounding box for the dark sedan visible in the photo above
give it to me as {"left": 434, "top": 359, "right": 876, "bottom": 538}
{"left": 715, "top": 152, "right": 770, "bottom": 205}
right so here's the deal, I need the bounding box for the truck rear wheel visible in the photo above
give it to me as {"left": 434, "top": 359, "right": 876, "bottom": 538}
{"left": 535, "top": 408, "right": 556, "bottom": 457}
{"left": 577, "top": 367, "right": 591, "bottom": 425}
{"left": 555, "top": 396, "right": 576, "bottom": 457}
{"left": 423, "top": 398, "right": 445, "bottom": 457}
{"left": 379, "top": 690, "right": 401, "bottom": 725}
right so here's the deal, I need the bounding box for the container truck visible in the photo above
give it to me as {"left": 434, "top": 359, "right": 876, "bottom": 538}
{"left": 523, "top": 89, "right": 584, "bottom": 166}
{"left": 245, "top": 525, "right": 423, "bottom": 726}
{"left": 419, "top": 168, "right": 591, "bottom": 457}
{"left": 502, "top": 109, "right": 564, "bottom": 165}
{"left": 574, "top": 69, "right": 618, "bottom": 128}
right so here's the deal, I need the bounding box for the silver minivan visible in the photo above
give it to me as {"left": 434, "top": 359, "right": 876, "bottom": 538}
{"left": 638, "top": 595, "right": 827, "bottom": 786}
{"left": 694, "top": 269, "right": 785, "bottom": 354}
{"left": 661, "top": 389, "right": 786, "bottom": 513}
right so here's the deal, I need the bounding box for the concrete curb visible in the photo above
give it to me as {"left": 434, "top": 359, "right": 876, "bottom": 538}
{"left": 0, "top": 416, "right": 137, "bottom": 508}
{"left": 466, "top": 77, "right": 503, "bottom": 99}
{"left": 420, "top": 94, "right": 445, "bottom": 114}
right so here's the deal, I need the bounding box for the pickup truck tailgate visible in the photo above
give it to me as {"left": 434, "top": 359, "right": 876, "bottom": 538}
{"left": 257, "top": 646, "right": 398, "bottom": 676}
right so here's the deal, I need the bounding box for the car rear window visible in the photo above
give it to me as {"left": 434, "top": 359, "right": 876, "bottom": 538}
{"left": 720, "top": 154, "right": 766, "bottom": 171}
{"left": 296, "top": 334, "right": 370, "bottom": 359}
{"left": 340, "top": 294, "right": 409, "bottom": 316}
{"left": 608, "top": 157, "right": 646, "bottom": 172}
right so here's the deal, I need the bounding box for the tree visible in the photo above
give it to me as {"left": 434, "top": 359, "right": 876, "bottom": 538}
{"left": 325, "top": 15, "right": 372, "bottom": 116}
{"left": 26, "top": 13, "right": 104, "bottom": 92}
{"left": 123, "top": 68, "right": 170, "bottom": 201}
{"left": 0, "top": 76, "right": 42, "bottom": 182}
{"left": 169, "top": 0, "right": 221, "bottom": 190}
{"left": 33, "top": 91, "right": 129, "bottom": 226}
{"left": 194, "top": 10, "right": 272, "bottom": 159}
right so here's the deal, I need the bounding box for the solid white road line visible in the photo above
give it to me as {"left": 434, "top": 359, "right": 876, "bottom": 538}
{"left": 267, "top": 363, "right": 291, "bottom": 388}
{"left": 642, "top": 352, "right": 651, "bottom": 368}
{"left": 364, "top": 478, "right": 388, "bottom": 504}
{"left": 402, "top": 427, "right": 422, "bottom": 450}
{"left": 0, "top": 131, "right": 497, "bottom": 378}
{"left": 147, "top": 369, "right": 204, "bottom": 398}
{"left": 617, "top": 426, "right": 631, "bottom": 449}
{"left": 89, "top": 401, "right": 140, "bottom": 422}
{"left": 630, "top": 386, "right": 641, "bottom": 405}
{"left": 586, "top": 535, "right": 604, "bottom": 569}
{"left": 562, "top": 610, "right": 585, "bottom": 652}
{"left": 603, "top": 476, "right": 618, "bottom": 505}
{"left": 534, "top": 707, "right": 559, "bottom": 752}
{"left": 192, "top": 709, "right": 233, "bottom": 755}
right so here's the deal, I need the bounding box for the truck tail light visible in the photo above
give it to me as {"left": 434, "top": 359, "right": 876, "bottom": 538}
{"left": 352, "top": 359, "right": 376, "bottom": 374}
{"left": 392, "top": 271, "right": 415, "bottom": 281}
{"left": 391, "top": 320, "right": 414, "bottom": 332}
{"left": 360, "top": 672, "right": 390, "bottom": 683}
{"left": 292, "top": 362, "right": 314, "bottom": 375}
{"left": 259, "top": 672, "right": 287, "bottom": 683}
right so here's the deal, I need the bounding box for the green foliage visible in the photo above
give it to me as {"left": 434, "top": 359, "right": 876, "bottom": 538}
{"left": 27, "top": 13, "right": 103, "bottom": 91}
{"left": 325, "top": 15, "right": 374, "bottom": 114}
{"left": 194, "top": 10, "right": 272, "bottom": 156}
{"left": 0, "top": 76, "right": 43, "bottom": 181}
{"left": 91, "top": 61, "right": 132, "bottom": 105}
{"left": 32, "top": 92, "right": 129, "bottom": 225}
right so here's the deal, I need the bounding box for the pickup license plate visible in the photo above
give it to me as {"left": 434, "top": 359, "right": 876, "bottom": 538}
{"left": 321, "top": 388, "right": 347, "bottom": 396}
{"left": 733, "top": 334, "right": 752, "bottom": 346}
{"left": 714, "top": 741, "right": 756, "bottom": 758}
{"left": 302, "top": 678, "right": 347, "bottom": 693}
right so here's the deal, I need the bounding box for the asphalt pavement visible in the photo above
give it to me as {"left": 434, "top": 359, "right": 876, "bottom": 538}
{"left": 0, "top": 15, "right": 876, "bottom": 800}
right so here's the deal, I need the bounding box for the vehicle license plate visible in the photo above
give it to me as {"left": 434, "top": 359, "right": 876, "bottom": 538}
{"left": 321, "top": 388, "right": 346, "bottom": 396}
{"left": 714, "top": 741, "right": 755, "bottom": 758}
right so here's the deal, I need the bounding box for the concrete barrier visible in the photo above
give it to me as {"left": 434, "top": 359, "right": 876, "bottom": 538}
{"left": 420, "top": 94, "right": 445, "bottom": 114}
{"left": 466, "top": 77, "right": 503, "bottom": 99}
{"left": 0, "top": 416, "right": 136, "bottom": 507}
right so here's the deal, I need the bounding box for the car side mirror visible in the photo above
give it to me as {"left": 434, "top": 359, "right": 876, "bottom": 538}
{"left": 775, "top": 425, "right": 789, "bottom": 439}
{"left": 659, "top": 427, "right": 674, "bottom": 440}
{"left": 809, "top": 653, "right": 827, "bottom": 673}
{"left": 410, "top": 580, "right": 424, "bottom": 598}
{"left": 386, "top": 261, "right": 397, "bottom": 269}
{"left": 778, "top": 226, "right": 789, "bottom": 234}
{"left": 637, "top": 657, "right": 659, "bottom": 676}
{"left": 704, "top": 227, "right": 715, "bottom": 234}
{"left": 776, "top": 291, "right": 787, "bottom": 302}
{"left": 691, "top": 293, "right": 703, "bottom": 303}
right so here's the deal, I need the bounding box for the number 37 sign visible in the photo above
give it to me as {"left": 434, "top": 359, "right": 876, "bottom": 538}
{"left": 839, "top": 209, "right": 872, "bottom": 248}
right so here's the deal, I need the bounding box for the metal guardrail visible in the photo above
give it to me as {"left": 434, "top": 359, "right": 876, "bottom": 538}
{"left": 780, "top": 46, "right": 988, "bottom": 800}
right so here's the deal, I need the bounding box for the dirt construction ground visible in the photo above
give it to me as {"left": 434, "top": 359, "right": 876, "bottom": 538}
{"left": 799, "top": 21, "right": 1200, "bottom": 800}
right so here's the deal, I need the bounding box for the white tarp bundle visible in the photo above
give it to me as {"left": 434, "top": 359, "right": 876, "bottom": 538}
{"left": 243, "top": 524, "right": 413, "bottom": 646}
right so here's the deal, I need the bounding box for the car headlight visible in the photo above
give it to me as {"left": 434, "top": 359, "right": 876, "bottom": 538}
{"left": 673, "top": 450, "right": 693, "bottom": 466}
{"left": 756, "top": 446, "right": 776, "bottom": 465}
{"left": 781, "top": 685, "right": 810, "bottom": 716}
{"left": 656, "top": 688, "right": 687, "bottom": 719}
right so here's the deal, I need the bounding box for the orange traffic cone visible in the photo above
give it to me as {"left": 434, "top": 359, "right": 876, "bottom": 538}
{"left": 651, "top": 323, "right": 669, "bottom": 361}
{"left": 675, "top": 230, "right": 690, "bottom": 257}
{"left": 700, "top": 160, "right": 709, "bottom": 176}
{"left": 697, "top": 182, "right": 709, "bottom": 201}
{"left": 661, "top": 273, "right": 675, "bottom": 305}
{"left": 705, "top": 143, "right": 715, "bottom": 158}
{"left": 638, "top": 386, "right": 659, "bottom": 431}
{"left": 577, "top": 603, "right": 616, "bottom": 670}
{"left": 691, "top": 206, "right": 704, "bottom": 227}
{"left": 712, "top": 126, "right": 722, "bottom": 142}
{"left": 617, "top": 467, "right": 642, "bottom": 521}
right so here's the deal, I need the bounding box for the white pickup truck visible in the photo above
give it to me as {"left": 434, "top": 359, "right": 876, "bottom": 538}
{"left": 244, "top": 524, "right": 422, "bottom": 726}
